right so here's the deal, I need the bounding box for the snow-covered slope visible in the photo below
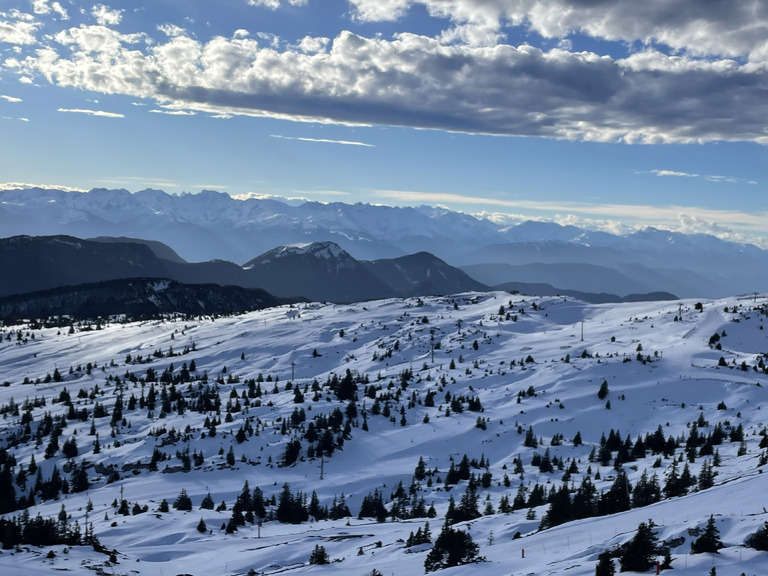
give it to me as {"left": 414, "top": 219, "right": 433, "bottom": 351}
{"left": 1, "top": 292, "right": 767, "bottom": 575}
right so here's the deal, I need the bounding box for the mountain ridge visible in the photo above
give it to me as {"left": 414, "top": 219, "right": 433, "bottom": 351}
{"left": 1, "top": 187, "right": 767, "bottom": 297}
{"left": 0, "top": 235, "right": 492, "bottom": 306}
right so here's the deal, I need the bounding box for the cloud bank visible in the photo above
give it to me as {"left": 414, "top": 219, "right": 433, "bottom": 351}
{"left": 1, "top": 1, "right": 766, "bottom": 144}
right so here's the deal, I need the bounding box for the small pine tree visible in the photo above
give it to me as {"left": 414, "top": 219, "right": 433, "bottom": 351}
{"left": 424, "top": 521, "right": 482, "bottom": 572}
{"left": 745, "top": 522, "right": 768, "bottom": 551}
{"left": 173, "top": 489, "right": 193, "bottom": 511}
{"left": 618, "top": 520, "right": 659, "bottom": 573}
{"left": 200, "top": 492, "right": 215, "bottom": 510}
{"left": 197, "top": 517, "right": 207, "bottom": 533}
{"left": 691, "top": 515, "right": 723, "bottom": 554}
{"left": 595, "top": 550, "right": 615, "bottom": 576}
{"left": 309, "top": 544, "right": 329, "bottom": 565}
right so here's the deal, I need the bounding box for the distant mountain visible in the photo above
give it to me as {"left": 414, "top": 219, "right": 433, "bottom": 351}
{"left": 90, "top": 236, "right": 188, "bottom": 264}
{"left": 2, "top": 187, "right": 768, "bottom": 297}
{"left": 362, "top": 251, "right": 488, "bottom": 297}
{"left": 242, "top": 242, "right": 394, "bottom": 303}
{"left": 0, "top": 235, "right": 170, "bottom": 297}
{"left": 0, "top": 236, "right": 485, "bottom": 307}
{"left": 493, "top": 280, "right": 677, "bottom": 304}
{"left": 0, "top": 278, "right": 287, "bottom": 322}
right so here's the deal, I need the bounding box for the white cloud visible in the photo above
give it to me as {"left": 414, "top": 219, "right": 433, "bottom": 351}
{"left": 91, "top": 4, "right": 123, "bottom": 26}
{"left": 348, "top": 1, "right": 768, "bottom": 59}
{"left": 298, "top": 35, "right": 329, "bottom": 54}
{"left": 0, "top": 181, "right": 86, "bottom": 192}
{"left": 157, "top": 24, "right": 186, "bottom": 38}
{"left": 0, "top": 95, "right": 22, "bottom": 102}
{"left": 270, "top": 134, "right": 374, "bottom": 147}
{"left": 0, "top": 17, "right": 40, "bottom": 44}
{"left": 651, "top": 169, "right": 698, "bottom": 178}
{"left": 149, "top": 109, "right": 196, "bottom": 115}
{"left": 32, "top": 0, "right": 68, "bottom": 20}
{"left": 57, "top": 107, "right": 124, "bottom": 118}
{"left": 644, "top": 169, "right": 757, "bottom": 185}
{"left": 13, "top": 15, "right": 768, "bottom": 144}
{"left": 246, "top": 0, "right": 308, "bottom": 9}
{"left": 375, "top": 189, "right": 768, "bottom": 247}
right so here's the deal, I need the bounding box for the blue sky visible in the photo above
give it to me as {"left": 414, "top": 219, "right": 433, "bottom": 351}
{"left": 1, "top": 1, "right": 767, "bottom": 245}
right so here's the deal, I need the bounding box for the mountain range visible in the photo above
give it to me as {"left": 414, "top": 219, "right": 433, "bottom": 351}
{"left": 2, "top": 187, "right": 767, "bottom": 298}
{"left": 0, "top": 236, "right": 488, "bottom": 314}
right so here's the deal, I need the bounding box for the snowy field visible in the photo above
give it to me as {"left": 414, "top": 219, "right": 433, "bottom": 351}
{"left": 0, "top": 291, "right": 766, "bottom": 575}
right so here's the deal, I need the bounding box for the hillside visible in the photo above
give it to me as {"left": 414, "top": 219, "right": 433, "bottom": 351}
{"left": 0, "top": 278, "right": 287, "bottom": 322}
{"left": 0, "top": 292, "right": 767, "bottom": 575}
{"left": 0, "top": 236, "right": 487, "bottom": 306}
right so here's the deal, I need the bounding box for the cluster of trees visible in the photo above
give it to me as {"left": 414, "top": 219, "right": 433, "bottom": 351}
{"left": 597, "top": 515, "right": 727, "bottom": 575}
{"left": 0, "top": 507, "right": 99, "bottom": 549}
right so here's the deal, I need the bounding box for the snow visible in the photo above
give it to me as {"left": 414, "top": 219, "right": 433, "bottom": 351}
{"left": 0, "top": 292, "right": 767, "bottom": 575}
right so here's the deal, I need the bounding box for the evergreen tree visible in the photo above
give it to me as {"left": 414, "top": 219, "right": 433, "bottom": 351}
{"left": 598, "top": 469, "right": 631, "bottom": 516}
{"left": 572, "top": 476, "right": 598, "bottom": 520}
{"left": 196, "top": 517, "right": 207, "bottom": 533}
{"left": 172, "top": 489, "right": 192, "bottom": 511}
{"left": 540, "top": 483, "right": 572, "bottom": 529}
{"left": 70, "top": 461, "right": 89, "bottom": 493}
{"left": 698, "top": 460, "right": 716, "bottom": 490}
{"left": 691, "top": 515, "right": 723, "bottom": 554}
{"left": 631, "top": 470, "right": 661, "bottom": 508}
{"left": 745, "top": 522, "right": 768, "bottom": 551}
{"left": 424, "top": 521, "right": 482, "bottom": 572}
{"left": 200, "top": 492, "right": 215, "bottom": 510}
{"left": 595, "top": 550, "right": 615, "bottom": 576}
{"left": 618, "top": 520, "right": 659, "bottom": 573}
{"left": 309, "top": 544, "right": 329, "bottom": 565}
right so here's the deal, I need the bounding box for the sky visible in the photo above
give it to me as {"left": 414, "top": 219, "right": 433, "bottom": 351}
{"left": 1, "top": 1, "right": 767, "bottom": 245}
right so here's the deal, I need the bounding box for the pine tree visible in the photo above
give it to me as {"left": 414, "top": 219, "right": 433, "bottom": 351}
{"left": 618, "top": 520, "right": 659, "bottom": 572}
{"left": 200, "top": 492, "right": 215, "bottom": 510}
{"left": 424, "top": 520, "right": 482, "bottom": 572}
{"left": 745, "top": 522, "right": 768, "bottom": 551}
{"left": 196, "top": 517, "right": 207, "bottom": 533}
{"left": 309, "top": 544, "right": 329, "bottom": 565}
{"left": 698, "top": 460, "right": 716, "bottom": 490}
{"left": 595, "top": 550, "right": 615, "bottom": 576}
{"left": 172, "top": 489, "right": 192, "bottom": 511}
{"left": 691, "top": 515, "right": 723, "bottom": 554}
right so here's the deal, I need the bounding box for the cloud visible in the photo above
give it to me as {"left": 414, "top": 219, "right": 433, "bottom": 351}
{"left": 270, "top": 134, "right": 374, "bottom": 147}
{"left": 246, "top": 0, "right": 308, "bottom": 9}
{"left": 32, "top": 0, "right": 68, "bottom": 20}
{"left": 57, "top": 107, "right": 124, "bottom": 118}
{"left": 149, "top": 109, "right": 196, "bottom": 115}
{"left": 651, "top": 169, "right": 698, "bottom": 178}
{"left": 297, "top": 35, "right": 329, "bottom": 54}
{"left": 348, "top": 1, "right": 768, "bottom": 59}
{"left": 374, "top": 189, "right": 768, "bottom": 247}
{"left": 91, "top": 4, "right": 123, "bottom": 26}
{"left": 94, "top": 176, "right": 179, "bottom": 189}
{"left": 158, "top": 24, "right": 186, "bottom": 38}
{"left": 12, "top": 10, "right": 768, "bottom": 144}
{"left": 0, "top": 95, "right": 22, "bottom": 102}
{"left": 0, "top": 17, "right": 40, "bottom": 45}
{"left": 0, "top": 181, "right": 86, "bottom": 192}
{"left": 644, "top": 169, "right": 757, "bottom": 184}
